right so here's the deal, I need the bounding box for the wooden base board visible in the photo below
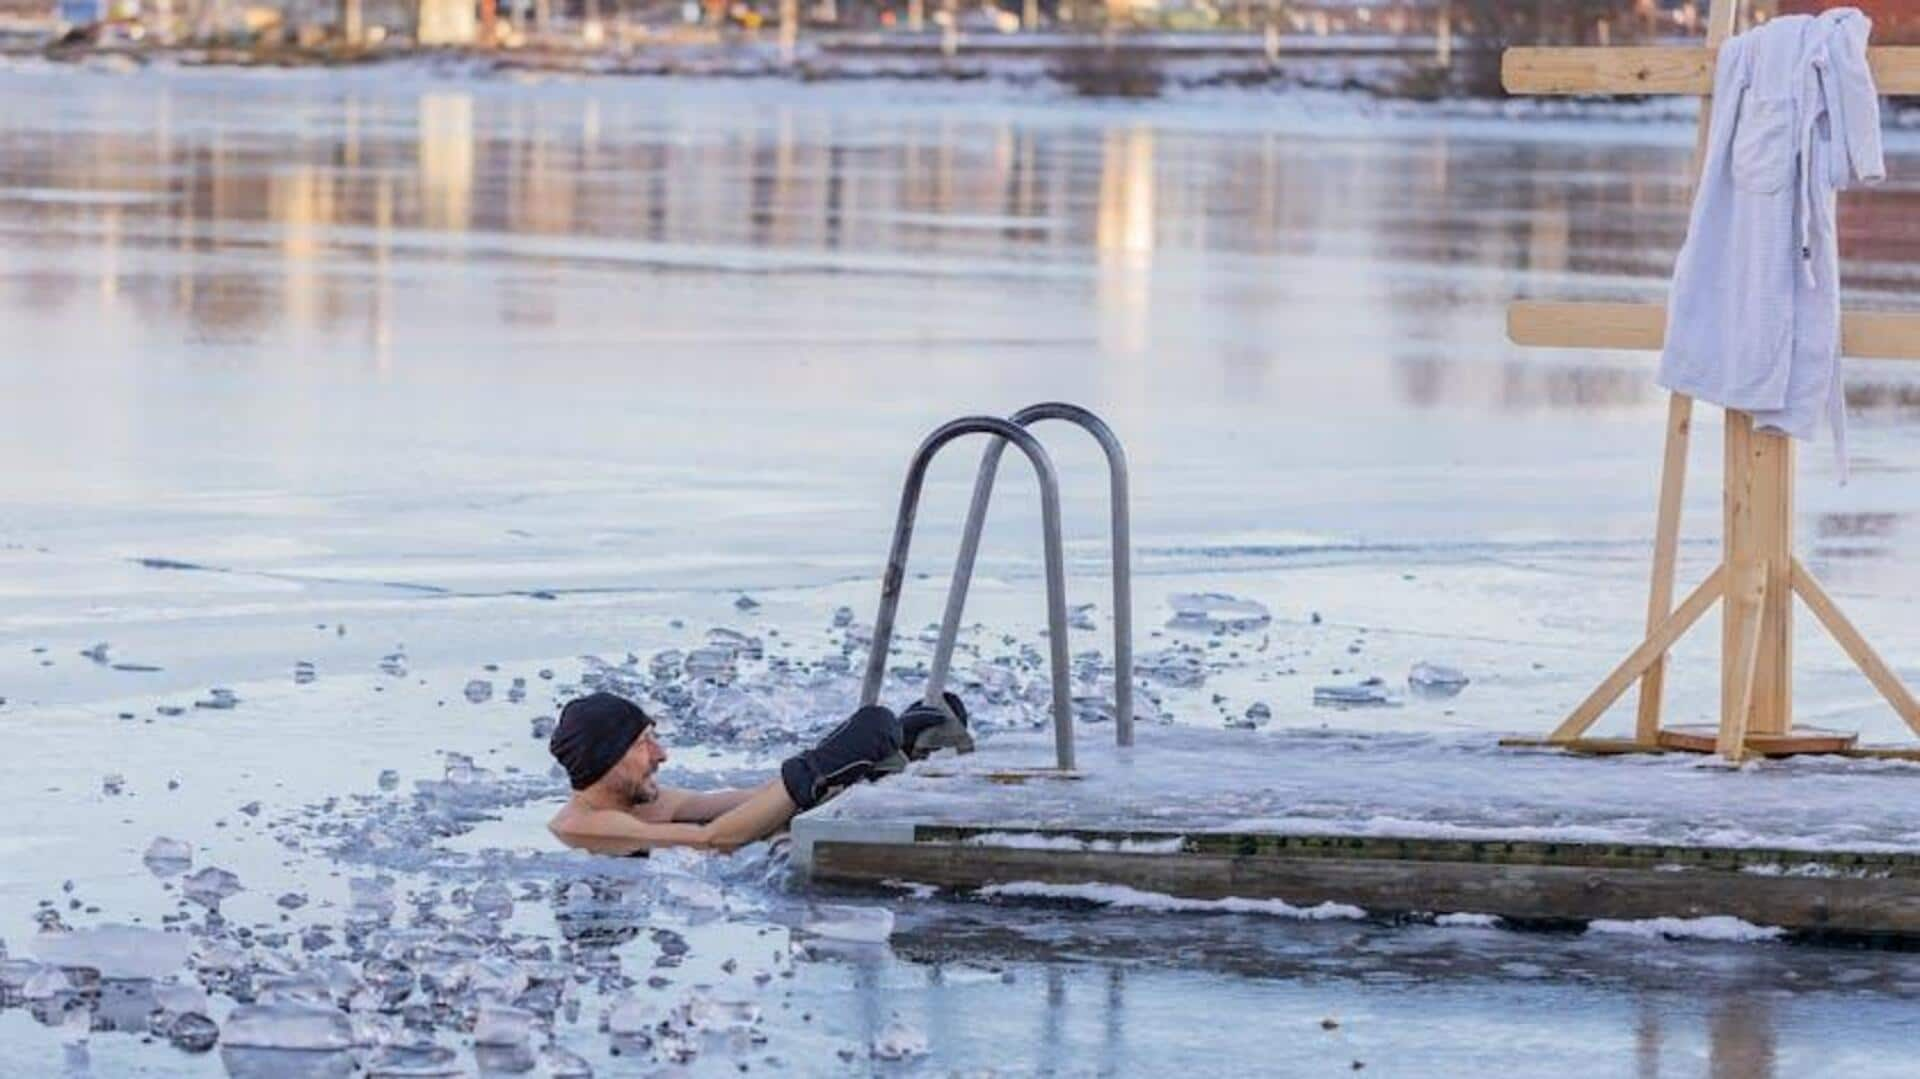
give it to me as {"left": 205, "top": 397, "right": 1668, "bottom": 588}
{"left": 1501, "top": 735, "right": 1920, "bottom": 761}
{"left": 1656, "top": 724, "right": 1859, "bottom": 755}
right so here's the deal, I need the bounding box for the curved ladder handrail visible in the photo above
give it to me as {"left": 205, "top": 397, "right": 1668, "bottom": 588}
{"left": 924, "top": 403, "right": 1134, "bottom": 746}
{"left": 859, "top": 417, "right": 1077, "bottom": 770}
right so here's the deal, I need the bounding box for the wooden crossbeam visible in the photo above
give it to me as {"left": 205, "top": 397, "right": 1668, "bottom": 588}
{"left": 1792, "top": 559, "right": 1920, "bottom": 736}
{"left": 1508, "top": 301, "right": 1920, "bottom": 360}
{"left": 1550, "top": 566, "right": 1726, "bottom": 743}
{"left": 1503, "top": 45, "right": 1920, "bottom": 96}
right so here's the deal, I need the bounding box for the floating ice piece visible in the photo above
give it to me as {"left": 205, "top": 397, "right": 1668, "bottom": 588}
{"left": 0, "top": 959, "right": 39, "bottom": 992}
{"left": 542, "top": 1047, "right": 594, "bottom": 1078}
{"left": 34, "top": 924, "right": 191, "bottom": 979}
{"left": 1072, "top": 696, "right": 1116, "bottom": 725}
{"left": 293, "top": 661, "right": 316, "bottom": 685}
{"left": 81, "top": 642, "right": 111, "bottom": 663}
{"left": 733, "top": 594, "right": 760, "bottom": 611}
{"left": 1312, "top": 678, "right": 1400, "bottom": 709}
{"left": 153, "top": 981, "right": 209, "bottom": 1018}
{"left": 222, "top": 1002, "right": 355, "bottom": 1050}
{"left": 605, "top": 995, "right": 655, "bottom": 1031}
{"left": 349, "top": 878, "right": 396, "bottom": 923}
{"left": 529, "top": 715, "right": 556, "bottom": 740}
{"left": 166, "top": 1012, "right": 219, "bottom": 1052}
{"left": 463, "top": 679, "right": 493, "bottom": 704}
{"left": 361, "top": 1044, "right": 459, "bottom": 1076}
{"left": 831, "top": 606, "right": 854, "bottom": 628}
{"left": 802, "top": 904, "right": 895, "bottom": 944}
{"left": 102, "top": 773, "right": 126, "bottom": 795}
{"left": 1167, "top": 592, "right": 1271, "bottom": 632}
{"left": 181, "top": 866, "right": 243, "bottom": 909}
{"left": 469, "top": 881, "right": 514, "bottom": 919}
{"left": 1227, "top": 702, "right": 1272, "bottom": 730}
{"left": 377, "top": 770, "right": 400, "bottom": 791}
{"left": 1136, "top": 647, "right": 1206, "bottom": 689}
{"left": 649, "top": 650, "right": 685, "bottom": 682}
{"left": 679, "top": 993, "right": 761, "bottom": 1034}
{"left": 706, "top": 627, "right": 764, "bottom": 660}
{"left": 683, "top": 646, "right": 738, "bottom": 685}
{"left": 379, "top": 652, "right": 408, "bottom": 677}
{"left": 472, "top": 1003, "right": 536, "bottom": 1047}
{"left": 871, "top": 1019, "right": 929, "bottom": 1061}
{"left": 195, "top": 687, "right": 238, "bottom": 710}
{"left": 1068, "top": 604, "right": 1097, "bottom": 631}
{"left": 1407, "top": 662, "right": 1470, "bottom": 699}
{"left": 21, "top": 964, "right": 74, "bottom": 999}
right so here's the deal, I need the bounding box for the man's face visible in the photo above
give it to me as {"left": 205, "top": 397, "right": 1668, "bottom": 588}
{"left": 612, "top": 728, "right": 667, "bottom": 801}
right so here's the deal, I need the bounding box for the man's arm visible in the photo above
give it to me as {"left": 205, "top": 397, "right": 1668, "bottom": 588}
{"left": 548, "top": 808, "right": 717, "bottom": 856}
{"left": 668, "top": 787, "right": 759, "bottom": 823}
{"left": 549, "top": 780, "right": 798, "bottom": 856}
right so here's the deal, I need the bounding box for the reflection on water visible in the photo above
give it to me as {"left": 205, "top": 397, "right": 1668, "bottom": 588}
{"left": 4, "top": 72, "right": 1918, "bottom": 412}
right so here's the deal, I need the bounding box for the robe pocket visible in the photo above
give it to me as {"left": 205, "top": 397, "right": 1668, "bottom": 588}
{"left": 1731, "top": 95, "right": 1797, "bottom": 194}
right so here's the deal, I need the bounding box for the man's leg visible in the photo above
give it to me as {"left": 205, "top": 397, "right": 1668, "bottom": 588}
{"left": 778, "top": 704, "right": 904, "bottom": 812}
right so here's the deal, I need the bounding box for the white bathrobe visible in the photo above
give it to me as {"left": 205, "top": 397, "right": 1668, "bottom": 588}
{"left": 1657, "top": 8, "right": 1885, "bottom": 475}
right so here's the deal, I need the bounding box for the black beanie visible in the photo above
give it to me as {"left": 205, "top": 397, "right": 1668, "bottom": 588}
{"left": 549, "top": 692, "right": 654, "bottom": 791}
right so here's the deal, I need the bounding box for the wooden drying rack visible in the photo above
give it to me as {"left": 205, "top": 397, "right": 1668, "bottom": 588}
{"left": 1498, "top": 0, "right": 1920, "bottom": 762}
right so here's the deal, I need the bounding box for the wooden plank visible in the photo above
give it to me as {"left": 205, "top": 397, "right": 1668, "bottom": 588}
{"left": 1636, "top": 394, "right": 1694, "bottom": 743}
{"left": 1502, "top": 45, "right": 1920, "bottom": 96}
{"left": 1792, "top": 558, "right": 1920, "bottom": 736}
{"left": 1722, "top": 422, "right": 1795, "bottom": 738}
{"left": 1549, "top": 565, "right": 1725, "bottom": 742}
{"left": 1507, "top": 302, "right": 1920, "bottom": 360}
{"left": 1716, "top": 560, "right": 1770, "bottom": 762}
{"left": 813, "top": 840, "right": 1920, "bottom": 937}
{"left": 912, "top": 826, "right": 1920, "bottom": 876}
{"left": 1658, "top": 724, "right": 1857, "bottom": 755}
{"left": 1503, "top": 737, "right": 1920, "bottom": 761}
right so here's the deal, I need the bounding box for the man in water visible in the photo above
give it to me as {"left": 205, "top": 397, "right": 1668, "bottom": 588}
{"left": 546, "top": 691, "right": 967, "bottom": 855}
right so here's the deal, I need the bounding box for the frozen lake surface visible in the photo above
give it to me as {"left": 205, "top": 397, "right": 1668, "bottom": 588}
{"left": 5, "top": 63, "right": 1920, "bottom": 1075}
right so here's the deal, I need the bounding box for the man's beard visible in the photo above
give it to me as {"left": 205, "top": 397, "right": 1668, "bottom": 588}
{"left": 626, "top": 775, "right": 659, "bottom": 805}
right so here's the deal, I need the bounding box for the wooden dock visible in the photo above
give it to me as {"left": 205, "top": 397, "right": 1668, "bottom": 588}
{"left": 790, "top": 727, "right": 1920, "bottom": 940}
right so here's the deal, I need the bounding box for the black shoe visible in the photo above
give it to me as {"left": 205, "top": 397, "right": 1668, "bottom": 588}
{"left": 901, "top": 691, "right": 974, "bottom": 759}
{"left": 779, "top": 705, "right": 905, "bottom": 812}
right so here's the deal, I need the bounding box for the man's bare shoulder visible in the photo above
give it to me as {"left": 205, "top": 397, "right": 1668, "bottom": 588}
{"left": 624, "top": 786, "right": 691, "bottom": 823}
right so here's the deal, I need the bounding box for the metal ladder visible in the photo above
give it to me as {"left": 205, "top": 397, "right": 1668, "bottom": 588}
{"left": 859, "top": 403, "right": 1134, "bottom": 771}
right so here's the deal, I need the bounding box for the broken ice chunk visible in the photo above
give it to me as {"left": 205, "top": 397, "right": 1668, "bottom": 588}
{"left": 80, "top": 642, "right": 110, "bottom": 664}
{"left": 871, "top": 1019, "right": 929, "bottom": 1060}
{"left": 472, "top": 1003, "right": 536, "bottom": 1047}
{"left": 222, "top": 1001, "right": 353, "bottom": 1050}
{"left": 377, "top": 769, "right": 400, "bottom": 791}
{"left": 102, "top": 774, "right": 125, "bottom": 796}
{"left": 164, "top": 1013, "right": 219, "bottom": 1053}
{"left": 733, "top": 594, "right": 760, "bottom": 611}
{"left": 1227, "top": 702, "right": 1272, "bottom": 730}
{"left": 194, "top": 687, "right": 238, "bottom": 710}
{"left": 1408, "top": 662, "right": 1470, "bottom": 699}
{"left": 682, "top": 646, "right": 738, "bottom": 685}
{"left": 348, "top": 878, "right": 396, "bottom": 924}
{"left": 1136, "top": 647, "right": 1206, "bottom": 688}
{"left": 180, "top": 867, "right": 242, "bottom": 909}
{"left": 802, "top": 905, "right": 894, "bottom": 944}
{"left": 293, "top": 661, "right": 316, "bottom": 685}
{"left": 831, "top": 606, "right": 854, "bottom": 628}
{"left": 1312, "top": 678, "right": 1401, "bottom": 709}
{"left": 469, "top": 880, "right": 514, "bottom": 919}
{"left": 1167, "top": 592, "right": 1271, "bottom": 632}
{"left": 464, "top": 679, "right": 493, "bottom": 704}
{"left": 649, "top": 649, "right": 685, "bottom": 682}
{"left": 529, "top": 715, "right": 556, "bottom": 740}
{"left": 34, "top": 924, "right": 191, "bottom": 980}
